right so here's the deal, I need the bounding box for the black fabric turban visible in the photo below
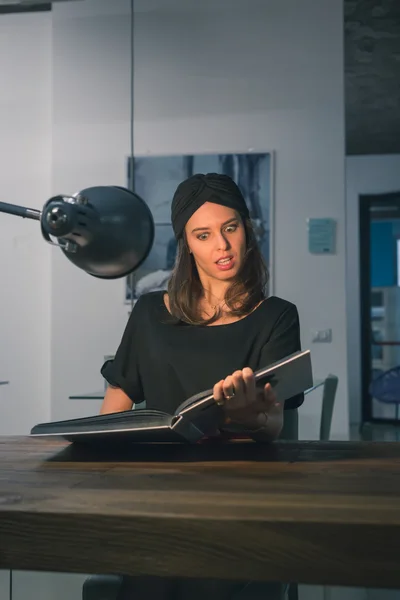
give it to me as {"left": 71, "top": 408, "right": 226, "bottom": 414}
{"left": 171, "top": 173, "right": 250, "bottom": 239}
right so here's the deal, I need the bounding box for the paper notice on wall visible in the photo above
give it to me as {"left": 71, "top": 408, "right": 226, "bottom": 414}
{"left": 307, "top": 218, "right": 336, "bottom": 254}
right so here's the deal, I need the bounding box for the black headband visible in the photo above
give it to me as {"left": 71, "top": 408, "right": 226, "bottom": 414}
{"left": 171, "top": 173, "right": 250, "bottom": 239}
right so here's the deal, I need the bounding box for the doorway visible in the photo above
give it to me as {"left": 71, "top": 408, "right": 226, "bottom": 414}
{"left": 360, "top": 192, "right": 400, "bottom": 425}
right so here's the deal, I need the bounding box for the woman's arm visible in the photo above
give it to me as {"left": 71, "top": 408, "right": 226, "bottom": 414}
{"left": 100, "top": 299, "right": 145, "bottom": 414}
{"left": 100, "top": 385, "right": 133, "bottom": 414}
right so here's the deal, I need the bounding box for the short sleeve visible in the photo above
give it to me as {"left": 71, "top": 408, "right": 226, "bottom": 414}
{"left": 259, "top": 303, "right": 304, "bottom": 410}
{"left": 100, "top": 299, "right": 145, "bottom": 402}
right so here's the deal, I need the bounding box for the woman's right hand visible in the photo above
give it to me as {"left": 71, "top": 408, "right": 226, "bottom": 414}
{"left": 213, "top": 367, "right": 280, "bottom": 430}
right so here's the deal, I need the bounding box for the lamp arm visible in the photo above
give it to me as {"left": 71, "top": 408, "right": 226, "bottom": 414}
{"left": 0, "top": 201, "right": 41, "bottom": 221}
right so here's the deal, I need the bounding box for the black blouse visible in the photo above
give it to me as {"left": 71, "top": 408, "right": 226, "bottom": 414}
{"left": 101, "top": 291, "right": 304, "bottom": 413}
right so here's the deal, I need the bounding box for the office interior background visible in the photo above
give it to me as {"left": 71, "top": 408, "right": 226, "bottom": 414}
{"left": 0, "top": 0, "right": 399, "bottom": 598}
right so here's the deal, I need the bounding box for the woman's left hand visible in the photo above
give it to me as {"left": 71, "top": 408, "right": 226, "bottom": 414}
{"left": 213, "top": 367, "right": 281, "bottom": 431}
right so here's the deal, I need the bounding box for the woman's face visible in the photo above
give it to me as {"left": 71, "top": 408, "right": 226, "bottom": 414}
{"left": 184, "top": 202, "right": 246, "bottom": 283}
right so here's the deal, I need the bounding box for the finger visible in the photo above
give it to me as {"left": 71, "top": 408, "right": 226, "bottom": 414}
{"left": 242, "top": 367, "right": 256, "bottom": 404}
{"left": 264, "top": 382, "right": 279, "bottom": 406}
{"left": 231, "top": 370, "right": 245, "bottom": 398}
{"left": 222, "top": 375, "right": 235, "bottom": 399}
{"left": 213, "top": 380, "right": 224, "bottom": 405}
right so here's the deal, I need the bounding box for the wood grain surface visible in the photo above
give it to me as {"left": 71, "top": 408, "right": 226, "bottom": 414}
{"left": 0, "top": 436, "right": 400, "bottom": 588}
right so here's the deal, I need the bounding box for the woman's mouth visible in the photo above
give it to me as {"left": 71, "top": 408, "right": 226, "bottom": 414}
{"left": 215, "top": 256, "right": 235, "bottom": 271}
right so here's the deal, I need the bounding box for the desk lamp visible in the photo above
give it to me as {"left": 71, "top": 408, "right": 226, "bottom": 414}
{"left": 0, "top": 186, "right": 154, "bottom": 278}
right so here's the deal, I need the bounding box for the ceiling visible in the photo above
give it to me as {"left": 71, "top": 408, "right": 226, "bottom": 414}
{"left": 345, "top": 0, "right": 400, "bottom": 155}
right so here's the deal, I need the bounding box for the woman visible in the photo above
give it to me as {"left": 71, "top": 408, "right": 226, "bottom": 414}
{"left": 99, "top": 173, "right": 302, "bottom": 599}
{"left": 100, "top": 172, "right": 303, "bottom": 441}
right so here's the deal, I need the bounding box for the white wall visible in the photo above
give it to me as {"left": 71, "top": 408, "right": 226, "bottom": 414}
{"left": 50, "top": 0, "right": 348, "bottom": 439}
{"left": 0, "top": 12, "right": 52, "bottom": 435}
{"left": 346, "top": 154, "right": 400, "bottom": 424}
{"left": 49, "top": 1, "right": 132, "bottom": 421}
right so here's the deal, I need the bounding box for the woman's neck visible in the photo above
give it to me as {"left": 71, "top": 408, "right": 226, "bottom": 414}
{"left": 201, "top": 279, "right": 231, "bottom": 308}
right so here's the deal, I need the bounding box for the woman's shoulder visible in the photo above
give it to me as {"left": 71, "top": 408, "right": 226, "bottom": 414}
{"left": 135, "top": 290, "right": 165, "bottom": 306}
{"left": 263, "top": 295, "right": 298, "bottom": 312}
{"left": 132, "top": 291, "right": 167, "bottom": 316}
{"left": 124, "top": 292, "right": 170, "bottom": 334}
{"left": 256, "top": 295, "right": 299, "bottom": 326}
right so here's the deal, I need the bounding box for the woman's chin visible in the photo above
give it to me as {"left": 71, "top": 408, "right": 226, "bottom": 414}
{"left": 214, "top": 264, "right": 241, "bottom": 281}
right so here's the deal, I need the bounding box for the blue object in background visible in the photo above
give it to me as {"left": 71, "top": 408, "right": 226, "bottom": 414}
{"left": 370, "top": 221, "right": 396, "bottom": 288}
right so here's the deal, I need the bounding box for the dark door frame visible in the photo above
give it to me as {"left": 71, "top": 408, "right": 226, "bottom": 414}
{"left": 359, "top": 192, "right": 400, "bottom": 426}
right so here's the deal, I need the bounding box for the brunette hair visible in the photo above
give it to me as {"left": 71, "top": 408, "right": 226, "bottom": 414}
{"left": 167, "top": 217, "right": 268, "bottom": 325}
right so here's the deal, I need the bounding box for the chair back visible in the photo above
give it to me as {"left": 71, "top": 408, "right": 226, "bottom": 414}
{"left": 319, "top": 374, "right": 338, "bottom": 441}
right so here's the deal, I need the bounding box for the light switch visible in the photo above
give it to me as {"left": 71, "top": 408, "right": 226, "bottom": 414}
{"left": 312, "top": 329, "right": 332, "bottom": 343}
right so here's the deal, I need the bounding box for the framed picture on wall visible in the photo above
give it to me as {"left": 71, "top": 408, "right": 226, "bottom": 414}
{"left": 125, "top": 151, "right": 274, "bottom": 305}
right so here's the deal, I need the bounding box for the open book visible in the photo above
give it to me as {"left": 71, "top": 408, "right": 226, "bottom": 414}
{"left": 30, "top": 350, "right": 313, "bottom": 445}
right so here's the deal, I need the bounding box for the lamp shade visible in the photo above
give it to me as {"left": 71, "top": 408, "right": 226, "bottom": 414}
{"left": 40, "top": 186, "right": 154, "bottom": 279}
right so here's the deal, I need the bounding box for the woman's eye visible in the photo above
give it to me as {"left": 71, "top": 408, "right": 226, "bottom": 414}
{"left": 197, "top": 224, "right": 237, "bottom": 240}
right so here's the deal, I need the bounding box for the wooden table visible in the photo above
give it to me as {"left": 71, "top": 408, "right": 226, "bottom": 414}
{"left": 0, "top": 437, "right": 400, "bottom": 589}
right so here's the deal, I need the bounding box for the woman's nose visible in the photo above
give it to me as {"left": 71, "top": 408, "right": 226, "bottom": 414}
{"left": 216, "top": 233, "right": 230, "bottom": 250}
